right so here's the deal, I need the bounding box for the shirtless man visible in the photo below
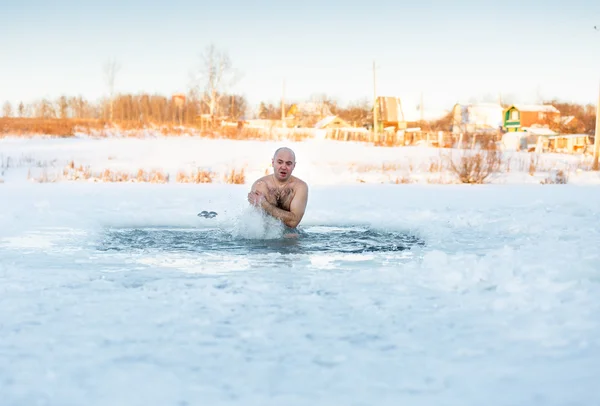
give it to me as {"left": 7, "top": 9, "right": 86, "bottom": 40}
{"left": 247, "top": 147, "right": 309, "bottom": 230}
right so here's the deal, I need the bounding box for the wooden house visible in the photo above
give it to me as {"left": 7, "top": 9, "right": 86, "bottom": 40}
{"left": 548, "top": 134, "right": 591, "bottom": 154}
{"left": 503, "top": 104, "right": 560, "bottom": 132}
{"left": 375, "top": 96, "right": 407, "bottom": 131}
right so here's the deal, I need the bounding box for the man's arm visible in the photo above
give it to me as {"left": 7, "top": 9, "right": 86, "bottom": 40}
{"left": 248, "top": 178, "right": 268, "bottom": 206}
{"left": 260, "top": 182, "right": 308, "bottom": 229}
{"left": 250, "top": 178, "right": 268, "bottom": 193}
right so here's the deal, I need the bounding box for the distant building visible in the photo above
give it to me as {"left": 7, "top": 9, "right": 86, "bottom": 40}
{"left": 375, "top": 96, "right": 407, "bottom": 131}
{"left": 451, "top": 103, "right": 503, "bottom": 134}
{"left": 548, "top": 134, "right": 591, "bottom": 154}
{"left": 314, "top": 115, "right": 351, "bottom": 129}
{"left": 287, "top": 102, "right": 332, "bottom": 127}
{"left": 503, "top": 104, "right": 560, "bottom": 132}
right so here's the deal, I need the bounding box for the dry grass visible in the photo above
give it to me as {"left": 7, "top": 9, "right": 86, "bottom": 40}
{"left": 1, "top": 154, "right": 10, "bottom": 170}
{"left": 529, "top": 154, "right": 538, "bottom": 176}
{"left": 447, "top": 149, "right": 503, "bottom": 184}
{"left": 392, "top": 176, "right": 413, "bottom": 184}
{"left": 224, "top": 168, "right": 245, "bottom": 184}
{"left": 176, "top": 169, "right": 214, "bottom": 183}
{"left": 428, "top": 159, "right": 443, "bottom": 173}
{"left": 199, "top": 126, "right": 314, "bottom": 142}
{"left": 347, "top": 156, "right": 460, "bottom": 185}
{"left": 0, "top": 118, "right": 317, "bottom": 142}
{"left": 0, "top": 118, "right": 105, "bottom": 137}
{"left": 426, "top": 176, "right": 457, "bottom": 184}
{"left": 0, "top": 118, "right": 196, "bottom": 138}
{"left": 40, "top": 161, "right": 172, "bottom": 183}
{"left": 508, "top": 154, "right": 556, "bottom": 174}
{"left": 349, "top": 162, "right": 404, "bottom": 173}
{"left": 28, "top": 169, "right": 55, "bottom": 183}
{"left": 0, "top": 154, "right": 7, "bottom": 182}
{"left": 24, "top": 160, "right": 248, "bottom": 184}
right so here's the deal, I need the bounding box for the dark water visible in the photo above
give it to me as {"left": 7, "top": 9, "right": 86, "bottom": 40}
{"left": 97, "top": 226, "right": 425, "bottom": 255}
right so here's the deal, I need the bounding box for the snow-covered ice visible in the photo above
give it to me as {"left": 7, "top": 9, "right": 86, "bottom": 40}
{"left": 1, "top": 136, "right": 600, "bottom": 405}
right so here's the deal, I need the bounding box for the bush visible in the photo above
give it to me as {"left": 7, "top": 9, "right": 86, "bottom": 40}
{"left": 541, "top": 169, "right": 569, "bottom": 184}
{"left": 447, "top": 149, "right": 502, "bottom": 184}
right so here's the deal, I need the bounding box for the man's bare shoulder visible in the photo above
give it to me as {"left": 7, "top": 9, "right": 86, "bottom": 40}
{"left": 252, "top": 175, "right": 271, "bottom": 185}
{"left": 291, "top": 177, "right": 308, "bottom": 190}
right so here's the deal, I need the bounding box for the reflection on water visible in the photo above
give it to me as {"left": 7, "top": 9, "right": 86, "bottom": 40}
{"left": 97, "top": 226, "right": 425, "bottom": 255}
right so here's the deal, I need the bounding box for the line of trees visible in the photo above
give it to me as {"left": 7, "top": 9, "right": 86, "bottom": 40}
{"left": 3, "top": 96, "right": 97, "bottom": 121}
{"left": 0, "top": 92, "right": 373, "bottom": 126}
{"left": 1, "top": 43, "right": 597, "bottom": 134}
{"left": 256, "top": 95, "right": 373, "bottom": 127}
{"left": 3, "top": 95, "right": 595, "bottom": 134}
{"left": 0, "top": 92, "right": 248, "bottom": 126}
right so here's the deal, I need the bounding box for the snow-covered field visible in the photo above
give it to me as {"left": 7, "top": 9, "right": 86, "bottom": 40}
{"left": 1, "top": 135, "right": 600, "bottom": 185}
{"left": 1, "top": 136, "right": 600, "bottom": 405}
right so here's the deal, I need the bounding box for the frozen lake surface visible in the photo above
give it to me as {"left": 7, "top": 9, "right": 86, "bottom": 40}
{"left": 1, "top": 183, "right": 600, "bottom": 405}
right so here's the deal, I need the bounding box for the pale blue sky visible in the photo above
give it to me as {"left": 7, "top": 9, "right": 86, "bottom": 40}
{"left": 1, "top": 0, "right": 599, "bottom": 113}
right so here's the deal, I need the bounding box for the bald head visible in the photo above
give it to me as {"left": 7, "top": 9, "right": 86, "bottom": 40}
{"left": 271, "top": 147, "right": 296, "bottom": 182}
{"left": 273, "top": 147, "right": 296, "bottom": 162}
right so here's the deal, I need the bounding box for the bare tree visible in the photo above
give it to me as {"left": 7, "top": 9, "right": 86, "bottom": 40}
{"left": 34, "top": 99, "right": 55, "bottom": 118}
{"left": 192, "top": 44, "right": 239, "bottom": 121}
{"left": 2, "top": 101, "right": 12, "bottom": 117}
{"left": 257, "top": 100, "right": 291, "bottom": 120}
{"left": 57, "top": 95, "right": 69, "bottom": 119}
{"left": 310, "top": 93, "right": 338, "bottom": 116}
{"left": 17, "top": 102, "right": 25, "bottom": 117}
{"left": 337, "top": 98, "right": 371, "bottom": 126}
{"left": 69, "top": 96, "right": 87, "bottom": 119}
{"left": 104, "top": 58, "right": 121, "bottom": 122}
{"left": 219, "top": 94, "right": 248, "bottom": 120}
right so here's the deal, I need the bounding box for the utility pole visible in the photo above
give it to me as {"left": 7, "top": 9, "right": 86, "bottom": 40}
{"left": 593, "top": 82, "right": 600, "bottom": 170}
{"left": 593, "top": 26, "right": 599, "bottom": 170}
{"left": 281, "top": 79, "right": 286, "bottom": 127}
{"left": 373, "top": 60, "right": 378, "bottom": 135}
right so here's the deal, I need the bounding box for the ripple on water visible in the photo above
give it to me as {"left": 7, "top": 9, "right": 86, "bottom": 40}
{"left": 97, "top": 225, "right": 425, "bottom": 256}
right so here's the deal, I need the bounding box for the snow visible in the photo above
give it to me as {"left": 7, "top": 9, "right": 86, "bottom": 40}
{"left": 1, "top": 135, "right": 599, "bottom": 185}
{"left": 1, "top": 135, "right": 600, "bottom": 405}
{"left": 314, "top": 115, "right": 337, "bottom": 129}
{"left": 522, "top": 127, "right": 558, "bottom": 136}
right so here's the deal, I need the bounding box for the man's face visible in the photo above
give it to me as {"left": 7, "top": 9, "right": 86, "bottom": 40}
{"left": 272, "top": 150, "right": 295, "bottom": 181}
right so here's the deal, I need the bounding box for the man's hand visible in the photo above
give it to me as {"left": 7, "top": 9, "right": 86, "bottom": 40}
{"left": 247, "top": 190, "right": 264, "bottom": 207}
